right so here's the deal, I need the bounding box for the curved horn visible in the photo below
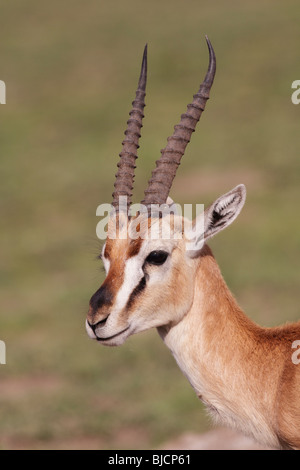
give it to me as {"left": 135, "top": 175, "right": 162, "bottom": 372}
{"left": 141, "top": 36, "right": 216, "bottom": 208}
{"left": 112, "top": 45, "right": 147, "bottom": 212}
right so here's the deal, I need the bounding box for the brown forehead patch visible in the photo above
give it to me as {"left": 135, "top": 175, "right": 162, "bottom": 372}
{"left": 105, "top": 235, "right": 143, "bottom": 261}
{"left": 102, "top": 238, "right": 129, "bottom": 298}
{"left": 105, "top": 214, "right": 177, "bottom": 261}
{"left": 128, "top": 237, "right": 143, "bottom": 258}
{"left": 104, "top": 236, "right": 129, "bottom": 261}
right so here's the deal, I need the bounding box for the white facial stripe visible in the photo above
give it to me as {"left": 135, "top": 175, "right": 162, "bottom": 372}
{"left": 101, "top": 243, "right": 110, "bottom": 273}
{"left": 113, "top": 252, "right": 145, "bottom": 313}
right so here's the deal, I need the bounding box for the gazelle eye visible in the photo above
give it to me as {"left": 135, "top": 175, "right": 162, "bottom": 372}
{"left": 145, "top": 250, "right": 169, "bottom": 266}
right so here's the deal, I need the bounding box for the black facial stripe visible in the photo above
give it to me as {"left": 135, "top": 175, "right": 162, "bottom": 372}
{"left": 126, "top": 275, "right": 147, "bottom": 310}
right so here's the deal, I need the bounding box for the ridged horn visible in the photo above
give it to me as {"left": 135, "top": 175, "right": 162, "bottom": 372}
{"left": 112, "top": 45, "right": 147, "bottom": 212}
{"left": 141, "top": 36, "right": 216, "bottom": 208}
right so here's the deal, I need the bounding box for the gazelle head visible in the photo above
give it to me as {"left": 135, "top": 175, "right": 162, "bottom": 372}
{"left": 86, "top": 38, "right": 246, "bottom": 346}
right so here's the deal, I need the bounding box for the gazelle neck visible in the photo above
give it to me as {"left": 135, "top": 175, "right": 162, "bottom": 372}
{"left": 158, "top": 244, "right": 283, "bottom": 449}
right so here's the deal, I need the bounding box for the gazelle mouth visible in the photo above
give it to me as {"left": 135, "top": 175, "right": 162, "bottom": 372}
{"left": 96, "top": 326, "right": 130, "bottom": 342}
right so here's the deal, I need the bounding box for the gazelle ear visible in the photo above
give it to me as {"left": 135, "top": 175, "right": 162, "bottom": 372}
{"left": 203, "top": 184, "right": 246, "bottom": 241}
{"left": 185, "top": 185, "right": 246, "bottom": 256}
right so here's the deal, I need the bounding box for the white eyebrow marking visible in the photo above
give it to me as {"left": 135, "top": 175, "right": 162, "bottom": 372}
{"left": 101, "top": 243, "right": 110, "bottom": 274}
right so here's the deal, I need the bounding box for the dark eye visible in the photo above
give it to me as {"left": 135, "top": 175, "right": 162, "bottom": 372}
{"left": 145, "top": 250, "right": 169, "bottom": 266}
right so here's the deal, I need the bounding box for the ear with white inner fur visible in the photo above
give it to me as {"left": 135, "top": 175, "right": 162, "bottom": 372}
{"left": 186, "top": 184, "right": 246, "bottom": 256}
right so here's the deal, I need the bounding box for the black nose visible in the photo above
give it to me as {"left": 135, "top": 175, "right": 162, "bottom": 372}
{"left": 89, "top": 284, "right": 113, "bottom": 312}
{"left": 87, "top": 320, "right": 96, "bottom": 333}
{"left": 87, "top": 315, "right": 109, "bottom": 333}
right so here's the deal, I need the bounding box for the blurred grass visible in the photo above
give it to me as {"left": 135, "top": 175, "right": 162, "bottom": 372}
{"left": 0, "top": 0, "right": 299, "bottom": 449}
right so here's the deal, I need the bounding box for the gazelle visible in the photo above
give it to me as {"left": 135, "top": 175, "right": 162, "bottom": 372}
{"left": 86, "top": 38, "right": 300, "bottom": 450}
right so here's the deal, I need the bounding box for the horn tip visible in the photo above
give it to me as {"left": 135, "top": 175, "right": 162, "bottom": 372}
{"left": 204, "top": 35, "right": 214, "bottom": 57}
{"left": 204, "top": 34, "right": 216, "bottom": 83}
{"left": 138, "top": 44, "right": 148, "bottom": 90}
{"left": 142, "top": 44, "right": 148, "bottom": 64}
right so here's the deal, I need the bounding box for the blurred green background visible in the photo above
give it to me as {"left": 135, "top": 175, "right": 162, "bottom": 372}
{"left": 0, "top": 0, "right": 300, "bottom": 450}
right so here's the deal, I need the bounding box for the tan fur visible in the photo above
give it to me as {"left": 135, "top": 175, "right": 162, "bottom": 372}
{"left": 159, "top": 245, "right": 300, "bottom": 449}
{"left": 103, "top": 238, "right": 127, "bottom": 292}
{"left": 88, "top": 217, "right": 300, "bottom": 449}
